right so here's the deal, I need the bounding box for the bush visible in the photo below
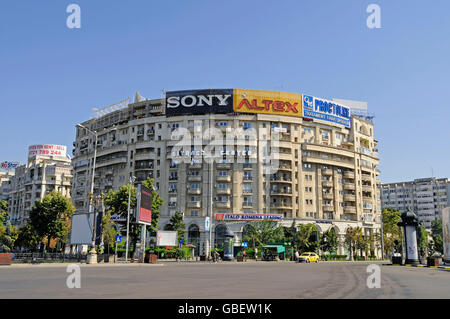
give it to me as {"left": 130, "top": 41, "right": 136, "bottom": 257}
{"left": 320, "top": 254, "right": 348, "bottom": 261}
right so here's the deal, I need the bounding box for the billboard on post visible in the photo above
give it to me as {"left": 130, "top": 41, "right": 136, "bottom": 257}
{"left": 136, "top": 184, "right": 152, "bottom": 225}
{"left": 156, "top": 231, "right": 178, "bottom": 247}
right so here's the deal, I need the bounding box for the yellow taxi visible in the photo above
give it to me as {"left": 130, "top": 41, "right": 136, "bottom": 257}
{"left": 297, "top": 252, "right": 319, "bottom": 263}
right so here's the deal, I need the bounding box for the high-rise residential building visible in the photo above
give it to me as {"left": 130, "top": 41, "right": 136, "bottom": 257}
{"left": 71, "top": 89, "right": 381, "bottom": 257}
{"left": 381, "top": 177, "right": 450, "bottom": 230}
{"left": 6, "top": 145, "right": 72, "bottom": 228}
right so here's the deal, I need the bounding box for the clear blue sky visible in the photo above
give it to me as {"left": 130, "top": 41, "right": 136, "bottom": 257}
{"left": 1, "top": 0, "right": 449, "bottom": 183}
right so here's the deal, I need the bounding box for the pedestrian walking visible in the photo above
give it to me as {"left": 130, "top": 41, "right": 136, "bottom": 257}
{"left": 255, "top": 248, "right": 258, "bottom": 261}
{"left": 294, "top": 250, "right": 299, "bottom": 262}
{"left": 243, "top": 249, "right": 246, "bottom": 262}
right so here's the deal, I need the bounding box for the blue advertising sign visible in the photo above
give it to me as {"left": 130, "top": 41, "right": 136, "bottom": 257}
{"left": 115, "top": 235, "right": 122, "bottom": 243}
{"left": 303, "top": 95, "right": 351, "bottom": 128}
{"left": 179, "top": 238, "right": 183, "bottom": 244}
{"left": 243, "top": 242, "right": 248, "bottom": 248}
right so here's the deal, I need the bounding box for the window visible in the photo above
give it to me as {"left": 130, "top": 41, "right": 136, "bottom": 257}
{"left": 243, "top": 122, "right": 251, "bottom": 130}
{"left": 243, "top": 184, "right": 252, "bottom": 193}
{"left": 190, "top": 210, "right": 199, "bottom": 217}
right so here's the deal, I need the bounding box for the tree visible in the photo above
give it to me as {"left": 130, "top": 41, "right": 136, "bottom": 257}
{"left": 417, "top": 225, "right": 429, "bottom": 257}
{"left": 430, "top": 219, "right": 443, "bottom": 255}
{"left": 283, "top": 220, "right": 296, "bottom": 244}
{"left": 15, "top": 223, "right": 40, "bottom": 251}
{"left": 166, "top": 211, "right": 186, "bottom": 242}
{"left": 381, "top": 208, "right": 402, "bottom": 256}
{"left": 104, "top": 178, "right": 164, "bottom": 258}
{"left": 345, "top": 227, "right": 363, "bottom": 260}
{"left": 29, "top": 191, "right": 75, "bottom": 252}
{"left": 242, "top": 221, "right": 284, "bottom": 248}
{"left": 101, "top": 211, "right": 118, "bottom": 254}
{"left": 0, "top": 201, "right": 19, "bottom": 252}
{"left": 295, "top": 224, "right": 320, "bottom": 253}
{"left": 320, "top": 228, "right": 338, "bottom": 254}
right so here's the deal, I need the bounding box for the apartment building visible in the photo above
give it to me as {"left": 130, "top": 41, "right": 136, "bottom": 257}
{"left": 6, "top": 145, "right": 72, "bottom": 228}
{"left": 0, "top": 171, "right": 14, "bottom": 202}
{"left": 381, "top": 177, "right": 449, "bottom": 230}
{"left": 71, "top": 89, "right": 381, "bottom": 257}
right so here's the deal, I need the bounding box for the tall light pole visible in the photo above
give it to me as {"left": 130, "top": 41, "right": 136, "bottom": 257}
{"left": 77, "top": 123, "right": 98, "bottom": 264}
{"left": 125, "top": 175, "right": 136, "bottom": 262}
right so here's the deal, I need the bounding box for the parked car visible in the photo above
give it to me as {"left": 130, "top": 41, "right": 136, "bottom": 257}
{"left": 297, "top": 252, "right": 319, "bottom": 263}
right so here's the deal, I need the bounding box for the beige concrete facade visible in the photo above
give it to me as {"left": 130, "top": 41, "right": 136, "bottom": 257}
{"left": 72, "top": 95, "right": 381, "bottom": 257}
{"left": 6, "top": 154, "right": 72, "bottom": 228}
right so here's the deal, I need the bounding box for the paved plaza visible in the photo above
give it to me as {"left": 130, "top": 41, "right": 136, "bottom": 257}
{"left": 1, "top": 261, "right": 449, "bottom": 299}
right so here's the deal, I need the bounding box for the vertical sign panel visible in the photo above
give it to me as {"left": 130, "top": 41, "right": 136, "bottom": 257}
{"left": 136, "top": 184, "right": 152, "bottom": 225}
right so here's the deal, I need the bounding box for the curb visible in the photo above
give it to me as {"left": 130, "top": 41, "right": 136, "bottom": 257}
{"left": 403, "top": 264, "right": 450, "bottom": 270}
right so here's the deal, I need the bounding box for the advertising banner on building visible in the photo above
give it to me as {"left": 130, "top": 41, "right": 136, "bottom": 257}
{"left": 302, "top": 95, "right": 351, "bottom": 127}
{"left": 0, "top": 161, "right": 20, "bottom": 170}
{"left": 136, "top": 184, "right": 152, "bottom": 225}
{"left": 28, "top": 144, "right": 67, "bottom": 158}
{"left": 215, "top": 213, "right": 284, "bottom": 222}
{"left": 233, "top": 89, "right": 302, "bottom": 118}
{"left": 165, "top": 89, "right": 233, "bottom": 115}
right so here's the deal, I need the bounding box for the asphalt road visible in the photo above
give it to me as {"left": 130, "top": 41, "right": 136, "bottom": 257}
{"left": 0, "top": 261, "right": 449, "bottom": 299}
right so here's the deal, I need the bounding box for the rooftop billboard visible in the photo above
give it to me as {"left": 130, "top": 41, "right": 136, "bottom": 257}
{"left": 28, "top": 144, "right": 67, "bottom": 158}
{"left": 233, "top": 89, "right": 302, "bottom": 118}
{"left": 302, "top": 95, "right": 351, "bottom": 128}
{"left": 165, "top": 89, "right": 233, "bottom": 115}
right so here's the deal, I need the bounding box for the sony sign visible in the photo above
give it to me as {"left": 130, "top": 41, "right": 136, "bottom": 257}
{"left": 165, "top": 89, "right": 233, "bottom": 115}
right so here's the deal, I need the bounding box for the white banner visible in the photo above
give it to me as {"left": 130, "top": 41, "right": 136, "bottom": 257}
{"left": 28, "top": 144, "right": 67, "bottom": 158}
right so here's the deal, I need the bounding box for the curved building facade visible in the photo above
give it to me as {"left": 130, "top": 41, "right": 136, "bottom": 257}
{"left": 72, "top": 89, "right": 381, "bottom": 257}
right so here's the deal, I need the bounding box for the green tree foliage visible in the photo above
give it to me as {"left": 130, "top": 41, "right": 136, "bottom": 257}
{"left": 295, "top": 224, "right": 320, "bottom": 253}
{"left": 101, "top": 211, "right": 118, "bottom": 254}
{"left": 345, "top": 226, "right": 363, "bottom": 260}
{"left": 430, "top": 218, "right": 443, "bottom": 255}
{"left": 283, "top": 220, "right": 296, "bottom": 244}
{"left": 320, "top": 228, "right": 338, "bottom": 254}
{"left": 0, "top": 200, "right": 19, "bottom": 252}
{"left": 417, "top": 225, "right": 429, "bottom": 256}
{"left": 29, "top": 191, "right": 75, "bottom": 251}
{"left": 381, "top": 208, "right": 402, "bottom": 256}
{"left": 15, "top": 223, "right": 40, "bottom": 251}
{"left": 242, "top": 221, "right": 284, "bottom": 248}
{"left": 166, "top": 211, "right": 186, "bottom": 242}
{"left": 104, "top": 178, "right": 164, "bottom": 258}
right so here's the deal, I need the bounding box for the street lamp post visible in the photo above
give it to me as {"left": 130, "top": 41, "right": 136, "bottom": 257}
{"left": 125, "top": 175, "right": 136, "bottom": 262}
{"left": 77, "top": 124, "right": 98, "bottom": 264}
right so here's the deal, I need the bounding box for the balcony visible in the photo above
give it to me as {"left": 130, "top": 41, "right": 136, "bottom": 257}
{"left": 323, "top": 205, "right": 334, "bottom": 212}
{"left": 189, "top": 163, "right": 202, "bottom": 169}
{"left": 188, "top": 176, "right": 202, "bottom": 182}
{"left": 322, "top": 168, "right": 333, "bottom": 176}
{"left": 322, "top": 180, "right": 333, "bottom": 188}
{"left": 168, "top": 202, "right": 177, "bottom": 208}
{"left": 344, "top": 206, "right": 357, "bottom": 214}
{"left": 343, "top": 183, "right": 355, "bottom": 190}
{"left": 243, "top": 176, "right": 253, "bottom": 181}
{"left": 271, "top": 189, "right": 292, "bottom": 196}
{"left": 271, "top": 204, "right": 293, "bottom": 210}
{"left": 216, "top": 163, "right": 232, "bottom": 170}
{"left": 271, "top": 176, "right": 292, "bottom": 183}
{"left": 361, "top": 174, "right": 372, "bottom": 182}
{"left": 242, "top": 202, "right": 253, "bottom": 208}
{"left": 362, "top": 185, "right": 372, "bottom": 192}
{"left": 217, "top": 175, "right": 231, "bottom": 182}
{"left": 344, "top": 171, "right": 355, "bottom": 179}
{"left": 343, "top": 194, "right": 356, "bottom": 202}
{"left": 187, "top": 201, "right": 201, "bottom": 208}
{"left": 216, "top": 188, "right": 231, "bottom": 195}
{"left": 168, "top": 189, "right": 177, "bottom": 194}
{"left": 188, "top": 188, "right": 201, "bottom": 195}
{"left": 323, "top": 193, "right": 333, "bottom": 200}
{"left": 215, "top": 201, "right": 231, "bottom": 208}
